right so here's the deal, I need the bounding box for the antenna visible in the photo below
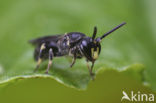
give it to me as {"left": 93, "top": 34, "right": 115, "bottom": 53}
{"left": 100, "top": 22, "right": 126, "bottom": 40}
{"left": 92, "top": 26, "right": 97, "bottom": 40}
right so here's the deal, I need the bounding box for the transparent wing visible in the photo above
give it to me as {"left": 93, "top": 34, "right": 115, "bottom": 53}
{"left": 29, "top": 34, "right": 63, "bottom": 45}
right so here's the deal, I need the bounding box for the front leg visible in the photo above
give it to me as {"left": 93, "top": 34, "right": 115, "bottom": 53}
{"left": 70, "top": 54, "right": 76, "bottom": 68}
{"left": 86, "top": 60, "right": 95, "bottom": 80}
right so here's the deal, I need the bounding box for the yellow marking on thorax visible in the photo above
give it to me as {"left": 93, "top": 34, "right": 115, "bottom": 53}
{"left": 40, "top": 43, "right": 46, "bottom": 50}
{"left": 66, "top": 36, "right": 70, "bottom": 46}
{"left": 64, "top": 33, "right": 70, "bottom": 46}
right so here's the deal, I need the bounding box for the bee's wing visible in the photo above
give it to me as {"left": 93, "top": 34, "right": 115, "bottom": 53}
{"left": 29, "top": 34, "right": 63, "bottom": 45}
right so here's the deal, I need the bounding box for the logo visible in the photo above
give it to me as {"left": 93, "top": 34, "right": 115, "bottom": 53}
{"left": 121, "top": 91, "right": 155, "bottom": 102}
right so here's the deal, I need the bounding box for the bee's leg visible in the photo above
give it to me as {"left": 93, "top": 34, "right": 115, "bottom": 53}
{"left": 45, "top": 48, "right": 53, "bottom": 74}
{"left": 70, "top": 54, "right": 76, "bottom": 68}
{"left": 34, "top": 43, "right": 46, "bottom": 72}
{"left": 86, "top": 60, "right": 95, "bottom": 80}
{"left": 91, "top": 61, "right": 95, "bottom": 75}
{"left": 35, "top": 58, "right": 42, "bottom": 72}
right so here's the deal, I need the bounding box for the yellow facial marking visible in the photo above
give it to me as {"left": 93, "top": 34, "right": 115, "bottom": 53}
{"left": 91, "top": 47, "right": 99, "bottom": 60}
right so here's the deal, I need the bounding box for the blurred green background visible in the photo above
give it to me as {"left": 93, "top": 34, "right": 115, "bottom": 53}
{"left": 0, "top": 0, "right": 156, "bottom": 103}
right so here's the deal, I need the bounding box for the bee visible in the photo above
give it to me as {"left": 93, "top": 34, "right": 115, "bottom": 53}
{"left": 29, "top": 22, "right": 126, "bottom": 79}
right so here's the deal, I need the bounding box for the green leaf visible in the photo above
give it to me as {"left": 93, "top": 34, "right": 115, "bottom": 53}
{"left": 0, "top": 70, "right": 155, "bottom": 103}
{"left": 0, "top": 0, "right": 155, "bottom": 91}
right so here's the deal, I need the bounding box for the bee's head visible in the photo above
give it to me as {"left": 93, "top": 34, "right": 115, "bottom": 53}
{"left": 80, "top": 22, "right": 126, "bottom": 61}
{"left": 80, "top": 37, "right": 101, "bottom": 61}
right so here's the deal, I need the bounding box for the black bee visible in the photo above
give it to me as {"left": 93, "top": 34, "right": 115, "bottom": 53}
{"left": 29, "top": 22, "right": 126, "bottom": 79}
